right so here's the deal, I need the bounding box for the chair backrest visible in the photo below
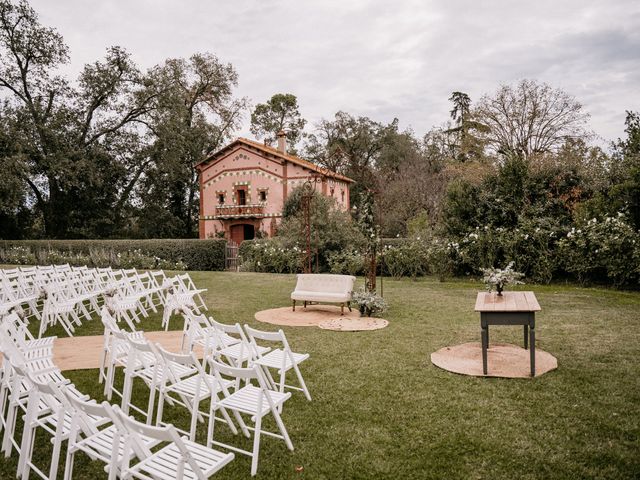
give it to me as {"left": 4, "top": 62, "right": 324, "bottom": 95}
{"left": 101, "top": 307, "right": 121, "bottom": 333}
{"left": 0, "top": 337, "right": 26, "bottom": 369}
{"left": 295, "top": 274, "right": 356, "bottom": 294}
{"left": 208, "top": 358, "right": 261, "bottom": 383}
{"left": 243, "top": 325, "right": 285, "bottom": 343}
{"left": 64, "top": 391, "right": 115, "bottom": 438}
{"left": 114, "top": 405, "right": 206, "bottom": 477}
{"left": 209, "top": 319, "right": 252, "bottom": 358}
{"left": 125, "top": 336, "right": 157, "bottom": 372}
{"left": 209, "top": 318, "right": 246, "bottom": 339}
{"left": 208, "top": 359, "right": 279, "bottom": 417}
{"left": 0, "top": 318, "right": 29, "bottom": 362}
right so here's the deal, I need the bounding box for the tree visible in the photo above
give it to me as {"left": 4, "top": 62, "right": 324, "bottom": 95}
{"left": 250, "top": 93, "right": 306, "bottom": 152}
{"left": 368, "top": 129, "right": 448, "bottom": 236}
{"left": 609, "top": 111, "right": 640, "bottom": 228}
{"left": 0, "top": 0, "right": 161, "bottom": 237}
{"left": 0, "top": 0, "right": 247, "bottom": 238}
{"left": 277, "top": 186, "right": 365, "bottom": 270}
{"left": 444, "top": 91, "right": 487, "bottom": 162}
{"left": 135, "top": 54, "right": 247, "bottom": 238}
{"left": 474, "top": 79, "right": 590, "bottom": 160}
{"left": 303, "top": 112, "right": 399, "bottom": 206}
{"left": 449, "top": 91, "right": 471, "bottom": 124}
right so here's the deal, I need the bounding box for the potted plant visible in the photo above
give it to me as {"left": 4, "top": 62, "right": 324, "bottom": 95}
{"left": 352, "top": 287, "right": 388, "bottom": 317}
{"left": 481, "top": 261, "right": 524, "bottom": 296}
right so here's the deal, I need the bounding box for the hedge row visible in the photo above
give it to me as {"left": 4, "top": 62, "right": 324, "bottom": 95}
{"left": 0, "top": 239, "right": 227, "bottom": 271}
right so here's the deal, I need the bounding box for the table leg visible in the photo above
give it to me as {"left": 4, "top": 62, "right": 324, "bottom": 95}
{"left": 524, "top": 325, "right": 529, "bottom": 349}
{"left": 529, "top": 324, "right": 535, "bottom": 377}
{"left": 481, "top": 326, "right": 488, "bottom": 375}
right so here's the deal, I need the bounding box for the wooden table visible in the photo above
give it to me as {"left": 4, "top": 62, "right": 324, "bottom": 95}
{"left": 474, "top": 291, "right": 541, "bottom": 377}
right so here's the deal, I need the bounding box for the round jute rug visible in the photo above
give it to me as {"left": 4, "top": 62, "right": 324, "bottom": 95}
{"left": 318, "top": 317, "right": 388, "bottom": 331}
{"left": 254, "top": 305, "right": 389, "bottom": 331}
{"left": 431, "top": 342, "right": 557, "bottom": 378}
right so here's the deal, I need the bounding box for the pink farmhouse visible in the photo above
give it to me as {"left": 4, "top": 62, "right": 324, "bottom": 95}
{"left": 197, "top": 132, "right": 354, "bottom": 244}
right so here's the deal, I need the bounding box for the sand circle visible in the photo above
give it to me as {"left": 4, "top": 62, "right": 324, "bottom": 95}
{"left": 255, "top": 305, "right": 389, "bottom": 331}
{"left": 430, "top": 342, "right": 557, "bottom": 378}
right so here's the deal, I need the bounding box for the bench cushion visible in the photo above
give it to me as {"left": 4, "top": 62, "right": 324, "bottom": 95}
{"left": 291, "top": 290, "right": 351, "bottom": 303}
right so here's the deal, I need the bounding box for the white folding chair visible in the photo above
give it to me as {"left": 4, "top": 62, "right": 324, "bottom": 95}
{"left": 244, "top": 325, "right": 312, "bottom": 401}
{"left": 11, "top": 364, "right": 98, "bottom": 480}
{"left": 116, "top": 406, "right": 235, "bottom": 480}
{"left": 209, "top": 319, "right": 270, "bottom": 368}
{"left": 161, "top": 274, "right": 208, "bottom": 331}
{"left": 180, "top": 308, "right": 240, "bottom": 361}
{"left": 207, "top": 359, "right": 293, "bottom": 476}
{"left": 154, "top": 344, "right": 239, "bottom": 441}
{"left": 119, "top": 337, "right": 198, "bottom": 425}
{"left": 63, "top": 393, "right": 160, "bottom": 480}
{"left": 99, "top": 307, "right": 146, "bottom": 387}
{"left": 119, "top": 337, "right": 162, "bottom": 424}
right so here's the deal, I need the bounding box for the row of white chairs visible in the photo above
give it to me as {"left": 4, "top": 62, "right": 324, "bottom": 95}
{"left": 0, "top": 311, "right": 235, "bottom": 479}
{"left": 1, "top": 265, "right": 207, "bottom": 338}
{"left": 100, "top": 306, "right": 311, "bottom": 476}
{"left": 1, "top": 266, "right": 312, "bottom": 478}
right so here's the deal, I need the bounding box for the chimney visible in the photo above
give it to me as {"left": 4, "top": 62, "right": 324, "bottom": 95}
{"left": 276, "top": 130, "right": 287, "bottom": 153}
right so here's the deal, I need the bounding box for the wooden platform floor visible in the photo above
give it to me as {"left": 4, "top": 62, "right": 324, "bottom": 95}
{"left": 52, "top": 330, "right": 194, "bottom": 371}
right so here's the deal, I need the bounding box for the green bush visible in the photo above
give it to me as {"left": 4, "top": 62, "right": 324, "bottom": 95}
{"left": 239, "top": 238, "right": 301, "bottom": 274}
{"left": 557, "top": 214, "right": 640, "bottom": 287}
{"left": 0, "top": 245, "right": 189, "bottom": 270}
{"left": 326, "top": 249, "right": 366, "bottom": 276}
{"left": 450, "top": 221, "right": 563, "bottom": 284}
{"left": 0, "top": 239, "right": 226, "bottom": 270}
{"left": 382, "top": 239, "right": 430, "bottom": 279}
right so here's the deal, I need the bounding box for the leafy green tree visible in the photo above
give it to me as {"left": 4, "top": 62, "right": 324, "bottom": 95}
{"left": 444, "top": 91, "right": 487, "bottom": 162}
{"left": 0, "top": 0, "right": 160, "bottom": 237}
{"left": 250, "top": 93, "right": 306, "bottom": 152}
{"left": 304, "top": 111, "right": 399, "bottom": 206}
{"left": 277, "top": 186, "right": 365, "bottom": 271}
{"left": 135, "top": 54, "right": 247, "bottom": 238}
{"left": 0, "top": 0, "right": 247, "bottom": 238}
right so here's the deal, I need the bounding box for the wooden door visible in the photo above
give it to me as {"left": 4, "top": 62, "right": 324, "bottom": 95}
{"left": 230, "top": 225, "right": 244, "bottom": 245}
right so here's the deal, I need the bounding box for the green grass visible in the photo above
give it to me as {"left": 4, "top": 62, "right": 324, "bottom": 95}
{"left": 2, "top": 272, "right": 639, "bottom": 479}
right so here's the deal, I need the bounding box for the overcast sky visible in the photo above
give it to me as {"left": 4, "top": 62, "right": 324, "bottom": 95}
{"left": 30, "top": 0, "right": 640, "bottom": 147}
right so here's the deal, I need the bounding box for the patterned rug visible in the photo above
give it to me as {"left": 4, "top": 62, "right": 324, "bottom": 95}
{"left": 255, "top": 305, "right": 389, "bottom": 331}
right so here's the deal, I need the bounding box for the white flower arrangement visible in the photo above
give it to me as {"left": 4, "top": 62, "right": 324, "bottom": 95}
{"left": 351, "top": 287, "right": 387, "bottom": 317}
{"left": 481, "top": 261, "right": 525, "bottom": 295}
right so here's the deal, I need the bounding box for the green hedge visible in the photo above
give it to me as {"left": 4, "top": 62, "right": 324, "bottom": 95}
{"left": 0, "top": 239, "right": 227, "bottom": 271}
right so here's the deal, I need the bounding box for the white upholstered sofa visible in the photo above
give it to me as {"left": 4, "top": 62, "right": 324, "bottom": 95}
{"left": 291, "top": 274, "right": 356, "bottom": 315}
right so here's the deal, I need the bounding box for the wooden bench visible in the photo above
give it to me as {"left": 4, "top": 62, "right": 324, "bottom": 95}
{"left": 291, "top": 274, "right": 356, "bottom": 315}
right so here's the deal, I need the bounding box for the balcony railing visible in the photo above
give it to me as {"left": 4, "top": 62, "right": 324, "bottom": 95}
{"left": 214, "top": 204, "right": 265, "bottom": 218}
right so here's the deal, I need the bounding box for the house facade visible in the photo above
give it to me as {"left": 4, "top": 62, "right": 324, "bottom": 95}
{"left": 197, "top": 132, "right": 354, "bottom": 244}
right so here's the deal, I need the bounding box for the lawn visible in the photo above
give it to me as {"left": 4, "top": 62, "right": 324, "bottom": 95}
{"left": 2, "top": 272, "right": 639, "bottom": 479}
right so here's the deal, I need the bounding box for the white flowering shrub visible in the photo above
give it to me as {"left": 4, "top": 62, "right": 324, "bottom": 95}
{"left": 426, "top": 239, "right": 459, "bottom": 281}
{"left": 382, "top": 239, "right": 430, "bottom": 279}
{"left": 0, "top": 246, "right": 187, "bottom": 270}
{"left": 239, "top": 238, "right": 301, "bottom": 274}
{"left": 557, "top": 213, "right": 640, "bottom": 287}
{"left": 0, "top": 246, "right": 37, "bottom": 265}
{"left": 327, "top": 249, "right": 366, "bottom": 276}
{"left": 453, "top": 220, "right": 562, "bottom": 283}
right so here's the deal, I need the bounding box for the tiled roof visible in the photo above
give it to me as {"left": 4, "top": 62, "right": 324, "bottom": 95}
{"left": 197, "top": 137, "right": 355, "bottom": 183}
